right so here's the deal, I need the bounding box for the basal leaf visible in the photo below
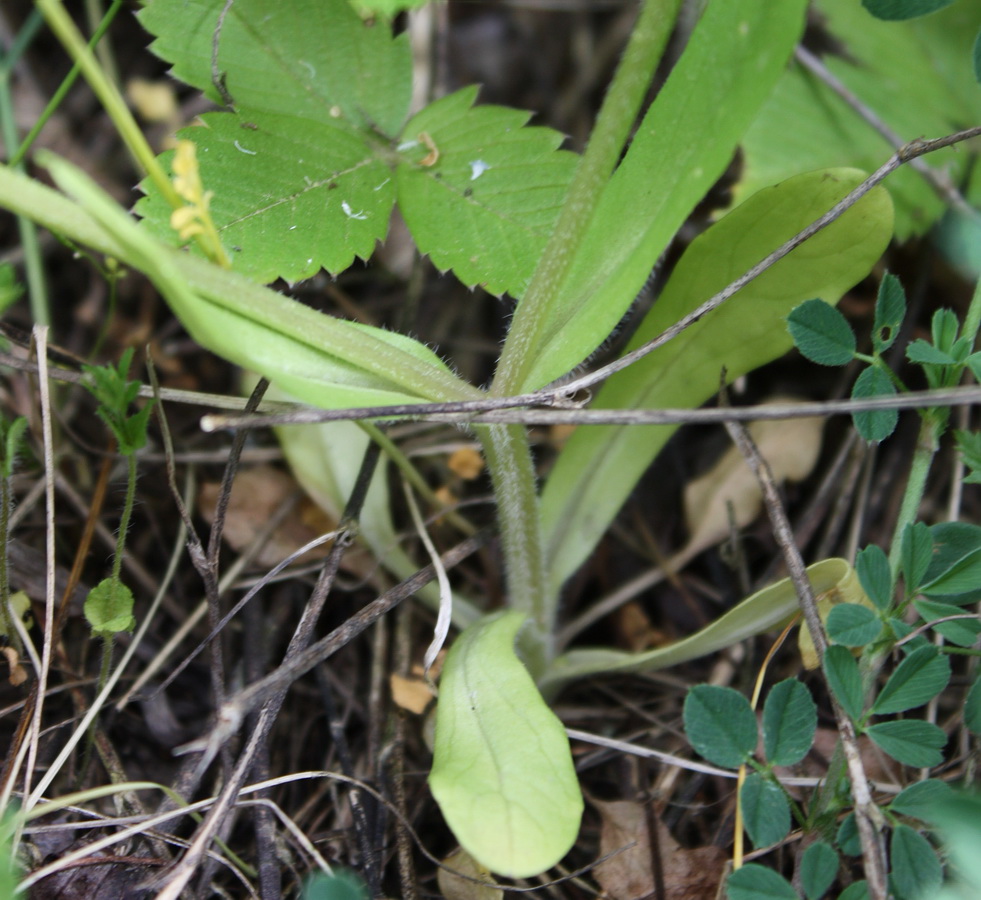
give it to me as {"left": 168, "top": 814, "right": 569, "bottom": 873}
{"left": 800, "top": 841, "right": 838, "bottom": 900}
{"left": 851, "top": 366, "right": 898, "bottom": 443}
{"left": 891, "top": 824, "right": 942, "bottom": 900}
{"left": 520, "top": 0, "right": 809, "bottom": 391}
{"left": 541, "top": 169, "right": 892, "bottom": 592}
{"left": 865, "top": 719, "right": 946, "bottom": 768}
{"left": 683, "top": 685, "right": 757, "bottom": 769}
{"left": 740, "top": 773, "right": 791, "bottom": 848}
{"left": 872, "top": 645, "right": 951, "bottom": 715}
{"left": 429, "top": 611, "right": 583, "bottom": 878}
{"left": 787, "top": 298, "right": 856, "bottom": 366}
{"left": 762, "top": 679, "right": 816, "bottom": 767}
{"left": 397, "top": 86, "right": 577, "bottom": 296}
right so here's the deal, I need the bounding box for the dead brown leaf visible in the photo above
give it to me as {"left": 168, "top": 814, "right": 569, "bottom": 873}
{"left": 437, "top": 847, "right": 503, "bottom": 900}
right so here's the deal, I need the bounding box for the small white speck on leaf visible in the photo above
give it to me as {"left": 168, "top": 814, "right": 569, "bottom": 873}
{"left": 469, "top": 160, "right": 490, "bottom": 181}
{"left": 342, "top": 201, "right": 368, "bottom": 220}
{"left": 233, "top": 140, "right": 256, "bottom": 155}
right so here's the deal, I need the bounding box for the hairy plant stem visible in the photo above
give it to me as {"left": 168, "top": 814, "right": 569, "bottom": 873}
{"left": 0, "top": 459, "right": 19, "bottom": 657}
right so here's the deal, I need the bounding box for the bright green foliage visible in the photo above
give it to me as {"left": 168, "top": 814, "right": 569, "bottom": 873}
{"left": 975, "top": 28, "right": 981, "bottom": 83}
{"left": 787, "top": 298, "right": 856, "bottom": 366}
{"left": 901, "top": 522, "right": 934, "bottom": 595}
{"left": 823, "top": 645, "right": 865, "bottom": 721}
{"left": 429, "top": 611, "right": 582, "bottom": 877}
{"left": 872, "top": 272, "right": 906, "bottom": 353}
{"left": 850, "top": 366, "right": 898, "bottom": 443}
{"left": 762, "top": 679, "right": 816, "bottom": 766}
{"left": 863, "top": 0, "right": 955, "bottom": 20}
{"left": 890, "top": 824, "right": 942, "bottom": 899}
{"left": 0, "top": 415, "right": 27, "bottom": 480}
{"left": 800, "top": 841, "right": 838, "bottom": 900}
{"left": 890, "top": 779, "right": 954, "bottom": 823}
{"left": 726, "top": 864, "right": 798, "bottom": 900}
{"left": 84, "top": 577, "right": 136, "bottom": 637}
{"left": 740, "top": 773, "right": 790, "bottom": 848}
{"left": 350, "top": 0, "right": 427, "bottom": 16}
{"left": 856, "top": 544, "right": 893, "bottom": 610}
{"left": 542, "top": 169, "right": 893, "bottom": 592}
{"left": 739, "top": 0, "right": 981, "bottom": 240}
{"left": 871, "top": 646, "right": 951, "bottom": 715}
{"left": 827, "top": 604, "right": 881, "bottom": 646}
{"left": 865, "top": 719, "right": 946, "bottom": 767}
{"left": 683, "top": 685, "right": 757, "bottom": 769}
{"left": 82, "top": 348, "right": 154, "bottom": 455}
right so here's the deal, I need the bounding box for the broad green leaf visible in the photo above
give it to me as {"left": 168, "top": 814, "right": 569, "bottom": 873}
{"left": 726, "top": 864, "right": 798, "bottom": 900}
{"left": 429, "top": 611, "right": 583, "bottom": 878}
{"left": 824, "top": 645, "right": 864, "bottom": 722}
{"left": 865, "top": 719, "right": 946, "bottom": 767}
{"left": 890, "top": 779, "right": 955, "bottom": 823}
{"left": 827, "top": 603, "right": 881, "bottom": 646}
{"left": 84, "top": 577, "right": 136, "bottom": 637}
{"left": 519, "top": 0, "right": 809, "bottom": 391}
{"left": 891, "top": 824, "right": 942, "bottom": 899}
{"left": 397, "top": 87, "right": 577, "bottom": 296}
{"left": 541, "top": 169, "right": 892, "bottom": 592}
{"left": 787, "top": 298, "right": 856, "bottom": 366}
{"left": 762, "top": 679, "right": 816, "bottom": 766}
{"left": 856, "top": 544, "right": 893, "bottom": 611}
{"left": 872, "top": 646, "right": 951, "bottom": 715}
{"left": 965, "top": 675, "right": 981, "bottom": 734}
{"left": 800, "top": 841, "right": 838, "bottom": 900}
{"left": 683, "top": 685, "right": 757, "bottom": 769}
{"left": 740, "top": 773, "right": 790, "bottom": 848}
{"left": 901, "top": 522, "right": 934, "bottom": 595}
{"left": 913, "top": 598, "right": 981, "bottom": 647}
{"left": 872, "top": 272, "right": 906, "bottom": 353}
{"left": 851, "top": 366, "right": 897, "bottom": 443}
{"left": 738, "top": 0, "right": 981, "bottom": 241}
{"left": 542, "top": 559, "right": 853, "bottom": 694}
{"left": 863, "top": 0, "right": 955, "bottom": 20}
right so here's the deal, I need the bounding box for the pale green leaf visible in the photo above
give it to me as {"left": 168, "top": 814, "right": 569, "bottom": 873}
{"left": 430, "top": 611, "right": 583, "bottom": 878}
{"left": 397, "top": 87, "right": 577, "bottom": 296}
{"left": 541, "top": 169, "right": 893, "bottom": 592}
{"left": 84, "top": 577, "right": 136, "bottom": 636}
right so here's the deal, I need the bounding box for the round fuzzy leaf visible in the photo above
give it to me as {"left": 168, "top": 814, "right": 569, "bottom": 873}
{"left": 397, "top": 87, "right": 577, "bottom": 297}
{"left": 787, "top": 298, "right": 856, "bottom": 365}
{"left": 762, "top": 679, "right": 816, "bottom": 766}
{"left": 872, "top": 646, "right": 951, "bottom": 715}
{"left": 851, "top": 365, "right": 898, "bottom": 443}
{"left": 726, "top": 864, "right": 798, "bottom": 900}
{"left": 823, "top": 645, "right": 864, "bottom": 722}
{"left": 890, "top": 779, "right": 955, "bottom": 824}
{"left": 741, "top": 773, "right": 791, "bottom": 849}
{"left": 827, "top": 603, "right": 882, "bottom": 646}
{"left": 856, "top": 544, "right": 893, "bottom": 610}
{"left": 683, "top": 685, "right": 757, "bottom": 769}
{"left": 865, "top": 720, "right": 946, "bottom": 768}
{"left": 84, "top": 577, "right": 136, "bottom": 636}
{"left": 862, "top": 0, "right": 955, "bottom": 20}
{"left": 429, "top": 612, "right": 583, "bottom": 878}
{"left": 891, "top": 824, "right": 942, "bottom": 899}
{"left": 800, "top": 840, "right": 838, "bottom": 900}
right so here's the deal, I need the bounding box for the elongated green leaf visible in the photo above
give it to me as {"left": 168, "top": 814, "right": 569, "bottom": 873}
{"left": 788, "top": 298, "right": 856, "bottom": 366}
{"left": 965, "top": 675, "right": 981, "bottom": 734}
{"left": 851, "top": 366, "right": 897, "bottom": 443}
{"left": 397, "top": 87, "right": 577, "bottom": 296}
{"left": 541, "top": 169, "right": 893, "bottom": 592}
{"left": 891, "top": 824, "right": 942, "bottom": 899}
{"left": 921, "top": 546, "right": 981, "bottom": 596}
{"left": 542, "top": 559, "right": 854, "bottom": 694}
{"left": 863, "top": 0, "right": 955, "bottom": 20}
{"left": 800, "top": 841, "right": 838, "bottom": 900}
{"left": 901, "top": 522, "right": 934, "bottom": 595}
{"left": 890, "top": 779, "right": 954, "bottom": 823}
{"left": 922, "top": 522, "right": 981, "bottom": 603}
{"left": 430, "top": 612, "right": 583, "bottom": 878}
{"left": 839, "top": 881, "right": 869, "bottom": 900}
{"left": 837, "top": 813, "right": 861, "bottom": 856}
{"left": 872, "top": 646, "right": 951, "bottom": 715}
{"left": 913, "top": 598, "right": 981, "bottom": 647}
{"left": 518, "top": 0, "right": 809, "bottom": 391}
{"left": 827, "top": 603, "right": 881, "bottom": 646}
{"left": 683, "top": 685, "right": 757, "bottom": 769}
{"left": 872, "top": 272, "right": 906, "bottom": 353}
{"left": 741, "top": 773, "right": 790, "bottom": 848}
{"left": 762, "top": 679, "right": 816, "bottom": 767}
{"left": 865, "top": 719, "right": 946, "bottom": 767}
{"left": 726, "top": 865, "right": 798, "bottom": 900}
{"left": 824, "top": 645, "right": 864, "bottom": 722}
{"left": 856, "top": 544, "right": 893, "bottom": 610}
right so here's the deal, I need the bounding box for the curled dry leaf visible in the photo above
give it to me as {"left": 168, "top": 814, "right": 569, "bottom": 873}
{"left": 2, "top": 646, "right": 26, "bottom": 686}
{"left": 437, "top": 847, "right": 503, "bottom": 900}
{"left": 594, "top": 799, "right": 726, "bottom": 900}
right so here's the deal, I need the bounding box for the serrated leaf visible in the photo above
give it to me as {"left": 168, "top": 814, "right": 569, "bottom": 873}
{"left": 827, "top": 603, "right": 881, "bottom": 646}
{"left": 429, "top": 611, "right": 583, "bottom": 878}
{"left": 872, "top": 272, "right": 906, "bottom": 353}
{"left": 890, "top": 779, "right": 955, "bottom": 822}
{"left": 741, "top": 773, "right": 791, "bottom": 848}
{"left": 901, "top": 521, "right": 934, "bottom": 595}
{"left": 862, "top": 0, "right": 955, "bottom": 19}
{"left": 913, "top": 597, "right": 981, "bottom": 647}
{"left": 891, "top": 824, "right": 942, "bottom": 899}
{"left": 824, "top": 645, "right": 864, "bottom": 721}
{"left": 683, "top": 685, "right": 757, "bottom": 769}
{"left": 800, "top": 841, "right": 838, "bottom": 900}
{"left": 726, "top": 864, "right": 799, "bottom": 900}
{"left": 397, "top": 86, "right": 577, "bottom": 296}
{"left": 872, "top": 646, "right": 951, "bottom": 715}
{"left": 906, "top": 339, "right": 957, "bottom": 366}
{"left": 851, "top": 366, "right": 897, "bottom": 443}
{"left": 762, "top": 679, "right": 816, "bottom": 766}
{"left": 865, "top": 719, "right": 946, "bottom": 767}
{"left": 787, "top": 298, "right": 856, "bottom": 365}
{"left": 84, "top": 577, "right": 136, "bottom": 636}
{"left": 966, "top": 675, "right": 981, "bottom": 734}
{"left": 541, "top": 168, "right": 893, "bottom": 592}
{"left": 856, "top": 544, "right": 893, "bottom": 610}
